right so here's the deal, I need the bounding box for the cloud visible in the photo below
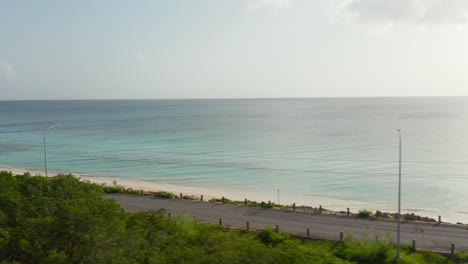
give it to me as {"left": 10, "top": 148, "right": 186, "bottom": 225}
{"left": 420, "top": 1, "right": 468, "bottom": 25}
{"left": 136, "top": 53, "right": 149, "bottom": 64}
{"left": 0, "top": 61, "right": 14, "bottom": 84}
{"left": 340, "top": 0, "right": 468, "bottom": 27}
{"left": 244, "top": 0, "right": 295, "bottom": 11}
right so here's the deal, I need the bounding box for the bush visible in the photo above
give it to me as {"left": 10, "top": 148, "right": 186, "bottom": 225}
{"left": 126, "top": 189, "right": 141, "bottom": 195}
{"left": 210, "top": 197, "right": 229, "bottom": 203}
{"left": 0, "top": 172, "right": 127, "bottom": 264}
{"left": 258, "top": 227, "right": 293, "bottom": 246}
{"left": 154, "top": 191, "right": 176, "bottom": 199}
{"left": 334, "top": 234, "right": 393, "bottom": 264}
{"left": 449, "top": 250, "right": 468, "bottom": 264}
{"left": 101, "top": 180, "right": 124, "bottom": 194}
{"left": 358, "top": 209, "right": 374, "bottom": 218}
{"left": 247, "top": 201, "right": 273, "bottom": 208}
{"left": 182, "top": 195, "right": 197, "bottom": 200}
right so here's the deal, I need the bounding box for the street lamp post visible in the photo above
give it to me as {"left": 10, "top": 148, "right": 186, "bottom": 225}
{"left": 397, "top": 129, "right": 402, "bottom": 259}
{"left": 44, "top": 124, "right": 60, "bottom": 177}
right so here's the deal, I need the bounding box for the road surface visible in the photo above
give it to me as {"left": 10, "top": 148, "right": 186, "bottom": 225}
{"left": 106, "top": 194, "right": 468, "bottom": 253}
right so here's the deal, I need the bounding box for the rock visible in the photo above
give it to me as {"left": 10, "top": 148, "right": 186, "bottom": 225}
{"left": 383, "top": 213, "right": 394, "bottom": 219}
{"left": 406, "top": 213, "right": 418, "bottom": 221}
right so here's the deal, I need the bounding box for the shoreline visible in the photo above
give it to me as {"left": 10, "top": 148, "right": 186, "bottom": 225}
{"left": 1, "top": 164, "right": 466, "bottom": 225}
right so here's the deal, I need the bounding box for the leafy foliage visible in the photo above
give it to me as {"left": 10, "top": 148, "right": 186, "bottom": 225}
{"left": 154, "top": 191, "right": 177, "bottom": 199}
{"left": 100, "top": 180, "right": 124, "bottom": 193}
{"left": 358, "top": 209, "right": 374, "bottom": 218}
{"left": 0, "top": 171, "right": 126, "bottom": 264}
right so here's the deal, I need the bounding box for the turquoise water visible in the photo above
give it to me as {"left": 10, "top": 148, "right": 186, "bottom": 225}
{"left": 1, "top": 98, "right": 468, "bottom": 221}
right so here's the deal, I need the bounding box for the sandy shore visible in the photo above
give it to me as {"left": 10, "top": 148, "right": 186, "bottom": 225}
{"left": 0, "top": 165, "right": 236, "bottom": 201}
{"left": 1, "top": 164, "right": 466, "bottom": 224}
{"left": 0, "top": 165, "right": 385, "bottom": 211}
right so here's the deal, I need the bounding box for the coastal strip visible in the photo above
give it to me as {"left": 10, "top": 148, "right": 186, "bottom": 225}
{"left": 1, "top": 164, "right": 465, "bottom": 225}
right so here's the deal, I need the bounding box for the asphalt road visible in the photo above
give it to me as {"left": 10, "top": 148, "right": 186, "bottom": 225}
{"left": 106, "top": 194, "right": 468, "bottom": 253}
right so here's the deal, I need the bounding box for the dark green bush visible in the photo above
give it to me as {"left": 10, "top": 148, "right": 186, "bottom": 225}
{"left": 182, "top": 195, "right": 197, "bottom": 200}
{"left": 101, "top": 180, "right": 124, "bottom": 193}
{"left": 449, "top": 250, "right": 468, "bottom": 264}
{"left": 126, "top": 189, "right": 141, "bottom": 195}
{"left": 258, "top": 227, "right": 292, "bottom": 246}
{"left": 358, "top": 209, "right": 374, "bottom": 218}
{"left": 335, "top": 234, "right": 393, "bottom": 264}
{"left": 154, "top": 191, "right": 176, "bottom": 199}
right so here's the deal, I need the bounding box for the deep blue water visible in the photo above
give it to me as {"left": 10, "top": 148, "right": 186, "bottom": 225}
{"left": 1, "top": 98, "right": 468, "bottom": 221}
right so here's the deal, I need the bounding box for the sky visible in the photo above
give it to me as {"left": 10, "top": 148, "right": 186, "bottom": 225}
{"left": 1, "top": 0, "right": 468, "bottom": 100}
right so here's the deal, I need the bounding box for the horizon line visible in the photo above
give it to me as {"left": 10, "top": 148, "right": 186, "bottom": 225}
{"left": 1, "top": 95, "right": 468, "bottom": 101}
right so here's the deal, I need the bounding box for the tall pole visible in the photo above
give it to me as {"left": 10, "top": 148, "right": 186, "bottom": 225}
{"left": 397, "top": 129, "right": 402, "bottom": 259}
{"left": 277, "top": 188, "right": 280, "bottom": 204}
{"left": 44, "top": 124, "right": 59, "bottom": 177}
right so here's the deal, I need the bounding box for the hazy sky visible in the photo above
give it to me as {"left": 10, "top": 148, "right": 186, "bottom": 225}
{"left": 1, "top": 0, "right": 468, "bottom": 100}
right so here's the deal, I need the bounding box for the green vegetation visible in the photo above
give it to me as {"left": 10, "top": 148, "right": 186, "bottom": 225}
{"left": 182, "top": 194, "right": 197, "bottom": 200}
{"left": 247, "top": 200, "right": 278, "bottom": 208}
{"left": 358, "top": 209, "right": 374, "bottom": 218}
{"left": 125, "top": 189, "right": 142, "bottom": 195}
{"left": 154, "top": 191, "right": 177, "bottom": 199}
{"left": 209, "top": 197, "right": 285, "bottom": 208}
{"left": 1, "top": 171, "right": 467, "bottom": 264}
{"left": 100, "top": 183, "right": 179, "bottom": 199}
{"left": 100, "top": 180, "right": 124, "bottom": 193}
{"left": 209, "top": 197, "right": 243, "bottom": 205}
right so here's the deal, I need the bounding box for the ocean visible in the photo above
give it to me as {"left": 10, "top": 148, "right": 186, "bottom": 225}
{"left": 1, "top": 97, "right": 468, "bottom": 222}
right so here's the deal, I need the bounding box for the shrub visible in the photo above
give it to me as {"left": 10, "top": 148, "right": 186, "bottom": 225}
{"left": 358, "top": 209, "right": 373, "bottom": 218}
{"left": 154, "top": 191, "right": 176, "bottom": 199}
{"left": 257, "top": 227, "right": 293, "bottom": 246}
{"left": 247, "top": 201, "right": 273, "bottom": 208}
{"left": 334, "top": 234, "right": 393, "bottom": 264}
{"left": 126, "top": 189, "right": 141, "bottom": 195}
{"left": 101, "top": 180, "right": 124, "bottom": 194}
{"left": 209, "top": 197, "right": 235, "bottom": 203}
{"left": 449, "top": 250, "right": 468, "bottom": 264}
{"left": 182, "top": 195, "right": 197, "bottom": 200}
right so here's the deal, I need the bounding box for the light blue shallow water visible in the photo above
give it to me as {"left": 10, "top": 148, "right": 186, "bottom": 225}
{"left": 1, "top": 98, "right": 468, "bottom": 220}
